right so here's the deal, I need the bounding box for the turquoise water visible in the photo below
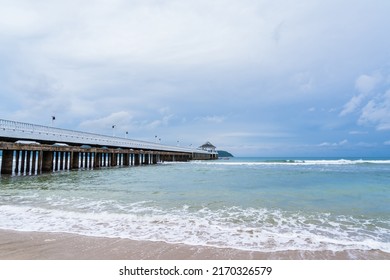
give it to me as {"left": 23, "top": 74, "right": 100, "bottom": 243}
{"left": 1, "top": 157, "right": 390, "bottom": 253}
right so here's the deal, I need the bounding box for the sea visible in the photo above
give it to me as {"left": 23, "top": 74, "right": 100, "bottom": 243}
{"left": 1, "top": 157, "right": 390, "bottom": 257}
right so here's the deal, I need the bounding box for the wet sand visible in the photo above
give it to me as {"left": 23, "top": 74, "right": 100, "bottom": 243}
{"left": 0, "top": 229, "right": 388, "bottom": 260}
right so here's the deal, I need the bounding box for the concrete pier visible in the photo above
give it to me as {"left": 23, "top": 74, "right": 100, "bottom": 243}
{"left": 0, "top": 118, "right": 218, "bottom": 176}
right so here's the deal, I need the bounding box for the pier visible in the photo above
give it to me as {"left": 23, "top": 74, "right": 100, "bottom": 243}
{"left": 0, "top": 119, "right": 217, "bottom": 176}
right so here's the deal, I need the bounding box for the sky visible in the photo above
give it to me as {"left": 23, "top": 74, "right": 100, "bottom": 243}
{"left": 1, "top": 0, "right": 390, "bottom": 157}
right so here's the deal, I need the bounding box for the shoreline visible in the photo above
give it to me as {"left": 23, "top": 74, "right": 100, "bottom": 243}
{"left": 0, "top": 229, "right": 389, "bottom": 260}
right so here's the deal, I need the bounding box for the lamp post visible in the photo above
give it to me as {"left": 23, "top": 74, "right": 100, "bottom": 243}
{"left": 51, "top": 116, "right": 56, "bottom": 126}
{"left": 112, "top": 125, "right": 116, "bottom": 137}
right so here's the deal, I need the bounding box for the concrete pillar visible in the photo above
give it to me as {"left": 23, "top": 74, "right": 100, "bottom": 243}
{"left": 1, "top": 150, "right": 14, "bottom": 175}
{"left": 53, "top": 152, "right": 58, "bottom": 171}
{"left": 42, "top": 151, "right": 54, "bottom": 172}
{"left": 58, "top": 152, "right": 63, "bottom": 170}
{"left": 64, "top": 152, "right": 69, "bottom": 170}
{"left": 38, "top": 151, "right": 43, "bottom": 174}
{"left": 84, "top": 153, "right": 88, "bottom": 169}
{"left": 93, "top": 153, "right": 100, "bottom": 168}
{"left": 106, "top": 153, "right": 110, "bottom": 167}
{"left": 88, "top": 153, "right": 91, "bottom": 168}
{"left": 79, "top": 153, "right": 84, "bottom": 168}
{"left": 134, "top": 154, "right": 140, "bottom": 166}
{"left": 102, "top": 153, "right": 106, "bottom": 167}
{"left": 31, "top": 151, "right": 37, "bottom": 174}
{"left": 152, "top": 154, "right": 157, "bottom": 164}
{"left": 14, "top": 151, "right": 20, "bottom": 173}
{"left": 144, "top": 154, "right": 149, "bottom": 165}
{"left": 123, "top": 153, "right": 129, "bottom": 166}
{"left": 88, "top": 153, "right": 92, "bottom": 168}
{"left": 26, "top": 151, "right": 31, "bottom": 174}
{"left": 71, "top": 152, "right": 79, "bottom": 170}
{"left": 20, "top": 150, "right": 26, "bottom": 174}
{"left": 112, "top": 153, "right": 117, "bottom": 167}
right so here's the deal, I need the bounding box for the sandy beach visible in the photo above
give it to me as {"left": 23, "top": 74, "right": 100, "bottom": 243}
{"left": 0, "top": 229, "right": 388, "bottom": 260}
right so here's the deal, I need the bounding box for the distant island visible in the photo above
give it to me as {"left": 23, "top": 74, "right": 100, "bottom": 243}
{"left": 217, "top": 150, "right": 234, "bottom": 157}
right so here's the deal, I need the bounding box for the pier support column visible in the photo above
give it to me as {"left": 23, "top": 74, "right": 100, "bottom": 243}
{"left": 144, "top": 154, "right": 149, "bottom": 165}
{"left": 118, "top": 154, "right": 122, "bottom": 166}
{"left": 87, "top": 153, "right": 92, "bottom": 169}
{"left": 123, "top": 153, "right": 129, "bottom": 166}
{"left": 112, "top": 153, "right": 117, "bottom": 167}
{"left": 134, "top": 154, "right": 140, "bottom": 166}
{"left": 94, "top": 153, "right": 100, "bottom": 168}
{"left": 25, "top": 151, "right": 31, "bottom": 174}
{"left": 64, "top": 152, "right": 69, "bottom": 170}
{"left": 20, "top": 151, "right": 26, "bottom": 174}
{"left": 152, "top": 154, "right": 157, "bottom": 164}
{"left": 84, "top": 153, "right": 88, "bottom": 169}
{"left": 31, "top": 151, "right": 37, "bottom": 174}
{"left": 1, "top": 150, "right": 14, "bottom": 175}
{"left": 71, "top": 152, "right": 79, "bottom": 170}
{"left": 14, "top": 151, "right": 20, "bottom": 173}
{"left": 102, "top": 153, "right": 107, "bottom": 167}
{"left": 58, "top": 152, "right": 63, "bottom": 171}
{"left": 80, "top": 153, "right": 84, "bottom": 168}
{"left": 53, "top": 152, "right": 58, "bottom": 171}
{"left": 42, "top": 151, "right": 54, "bottom": 172}
{"left": 38, "top": 151, "right": 43, "bottom": 173}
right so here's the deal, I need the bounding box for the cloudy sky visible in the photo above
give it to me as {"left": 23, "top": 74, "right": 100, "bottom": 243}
{"left": 1, "top": 0, "right": 390, "bottom": 156}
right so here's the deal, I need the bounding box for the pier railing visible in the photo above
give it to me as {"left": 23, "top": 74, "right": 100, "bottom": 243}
{"left": 0, "top": 119, "right": 213, "bottom": 154}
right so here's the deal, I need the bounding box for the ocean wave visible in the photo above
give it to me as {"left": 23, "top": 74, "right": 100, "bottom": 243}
{"left": 1, "top": 204, "right": 389, "bottom": 253}
{"left": 190, "top": 159, "right": 390, "bottom": 166}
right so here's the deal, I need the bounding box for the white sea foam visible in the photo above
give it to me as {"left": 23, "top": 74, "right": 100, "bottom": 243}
{"left": 190, "top": 159, "right": 390, "bottom": 166}
{"left": 1, "top": 204, "right": 389, "bottom": 253}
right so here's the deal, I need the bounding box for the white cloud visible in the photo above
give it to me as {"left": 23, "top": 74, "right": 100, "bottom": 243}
{"left": 339, "top": 94, "right": 365, "bottom": 116}
{"left": 340, "top": 72, "right": 383, "bottom": 116}
{"left": 197, "top": 115, "right": 226, "bottom": 124}
{"left": 318, "top": 139, "right": 348, "bottom": 147}
{"left": 355, "top": 73, "right": 382, "bottom": 94}
{"left": 348, "top": 130, "right": 368, "bottom": 135}
{"left": 290, "top": 72, "right": 314, "bottom": 92}
{"left": 358, "top": 90, "right": 390, "bottom": 130}
{"left": 79, "top": 111, "right": 134, "bottom": 132}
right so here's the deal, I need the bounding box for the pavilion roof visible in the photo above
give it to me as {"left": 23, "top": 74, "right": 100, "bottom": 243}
{"left": 199, "top": 141, "right": 216, "bottom": 149}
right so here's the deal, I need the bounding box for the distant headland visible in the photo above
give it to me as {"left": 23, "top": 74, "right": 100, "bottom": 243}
{"left": 217, "top": 150, "right": 234, "bottom": 157}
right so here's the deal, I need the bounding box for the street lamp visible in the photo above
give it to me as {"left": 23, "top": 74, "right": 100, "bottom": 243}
{"left": 112, "top": 125, "right": 116, "bottom": 137}
{"left": 51, "top": 116, "right": 56, "bottom": 126}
